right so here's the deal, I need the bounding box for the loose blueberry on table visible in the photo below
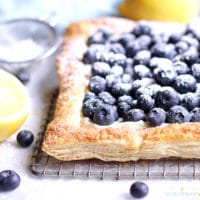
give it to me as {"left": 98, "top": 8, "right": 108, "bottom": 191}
{"left": 82, "top": 21, "right": 200, "bottom": 126}
{"left": 17, "top": 130, "right": 34, "bottom": 147}
{"left": 130, "top": 181, "right": 149, "bottom": 199}
{"left": 0, "top": 170, "right": 20, "bottom": 192}
{"left": 15, "top": 70, "right": 30, "bottom": 85}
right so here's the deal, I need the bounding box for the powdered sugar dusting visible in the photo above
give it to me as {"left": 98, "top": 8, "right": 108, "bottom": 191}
{"left": 0, "top": 39, "right": 44, "bottom": 62}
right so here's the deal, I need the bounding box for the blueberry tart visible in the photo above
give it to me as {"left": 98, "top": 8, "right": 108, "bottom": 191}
{"left": 42, "top": 17, "right": 200, "bottom": 161}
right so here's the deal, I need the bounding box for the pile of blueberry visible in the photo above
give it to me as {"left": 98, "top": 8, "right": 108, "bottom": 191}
{"left": 82, "top": 21, "right": 200, "bottom": 126}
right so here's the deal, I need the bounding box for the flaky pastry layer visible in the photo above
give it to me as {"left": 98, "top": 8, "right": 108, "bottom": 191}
{"left": 42, "top": 17, "right": 200, "bottom": 161}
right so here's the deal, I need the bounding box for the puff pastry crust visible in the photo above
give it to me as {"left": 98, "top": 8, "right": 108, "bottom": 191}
{"left": 42, "top": 17, "right": 200, "bottom": 161}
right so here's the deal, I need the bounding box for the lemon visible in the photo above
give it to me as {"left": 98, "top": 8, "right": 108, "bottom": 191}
{"left": 119, "top": 0, "right": 200, "bottom": 23}
{"left": 0, "top": 69, "right": 30, "bottom": 141}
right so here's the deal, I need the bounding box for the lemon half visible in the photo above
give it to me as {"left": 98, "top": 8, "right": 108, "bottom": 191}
{"left": 0, "top": 69, "right": 30, "bottom": 141}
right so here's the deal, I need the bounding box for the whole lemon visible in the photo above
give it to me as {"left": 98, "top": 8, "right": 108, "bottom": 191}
{"left": 0, "top": 69, "right": 30, "bottom": 141}
{"left": 119, "top": 0, "right": 200, "bottom": 23}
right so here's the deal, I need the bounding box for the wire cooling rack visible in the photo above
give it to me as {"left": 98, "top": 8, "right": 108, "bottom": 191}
{"left": 30, "top": 90, "right": 200, "bottom": 180}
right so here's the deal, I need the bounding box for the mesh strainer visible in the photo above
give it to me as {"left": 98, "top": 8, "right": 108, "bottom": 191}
{"left": 0, "top": 18, "right": 60, "bottom": 74}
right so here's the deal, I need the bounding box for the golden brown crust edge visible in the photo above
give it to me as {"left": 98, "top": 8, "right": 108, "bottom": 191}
{"left": 42, "top": 17, "right": 200, "bottom": 161}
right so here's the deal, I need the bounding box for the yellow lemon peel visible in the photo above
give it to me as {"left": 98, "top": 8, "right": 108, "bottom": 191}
{"left": 0, "top": 69, "right": 30, "bottom": 141}
{"left": 119, "top": 0, "right": 200, "bottom": 23}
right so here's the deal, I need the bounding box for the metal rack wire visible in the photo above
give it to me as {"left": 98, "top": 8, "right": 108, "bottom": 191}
{"left": 30, "top": 90, "right": 200, "bottom": 180}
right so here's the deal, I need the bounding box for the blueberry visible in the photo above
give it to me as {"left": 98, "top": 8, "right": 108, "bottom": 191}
{"left": 181, "top": 47, "right": 199, "bottom": 65}
{"left": 124, "top": 109, "right": 145, "bottom": 122}
{"left": 174, "top": 74, "right": 197, "bottom": 94}
{"left": 0, "top": 170, "right": 20, "bottom": 191}
{"left": 196, "top": 83, "right": 200, "bottom": 92}
{"left": 89, "top": 44, "right": 106, "bottom": 52}
{"left": 189, "top": 27, "right": 200, "bottom": 41}
{"left": 133, "top": 65, "right": 152, "bottom": 79}
{"left": 155, "top": 87, "right": 180, "bottom": 110}
{"left": 117, "top": 101, "right": 132, "bottom": 118}
{"left": 135, "top": 87, "right": 153, "bottom": 98}
{"left": 93, "top": 104, "right": 118, "bottom": 125}
{"left": 173, "top": 55, "right": 182, "bottom": 63}
{"left": 109, "top": 53, "right": 127, "bottom": 67}
{"left": 83, "top": 44, "right": 106, "bottom": 64}
{"left": 92, "top": 62, "right": 111, "bottom": 77}
{"left": 181, "top": 35, "right": 199, "bottom": 48}
{"left": 118, "top": 32, "right": 136, "bottom": 48}
{"left": 173, "top": 61, "right": 189, "bottom": 75}
{"left": 163, "top": 44, "right": 177, "bottom": 59}
{"left": 190, "top": 108, "right": 200, "bottom": 122}
{"left": 105, "top": 74, "right": 121, "bottom": 89}
{"left": 149, "top": 57, "right": 172, "bottom": 69}
{"left": 111, "top": 83, "right": 132, "bottom": 97}
{"left": 151, "top": 43, "right": 176, "bottom": 59}
{"left": 98, "top": 91, "right": 116, "bottom": 105}
{"left": 121, "top": 73, "right": 132, "bottom": 83}
{"left": 195, "top": 83, "right": 200, "bottom": 98}
{"left": 136, "top": 35, "right": 152, "bottom": 49}
{"left": 108, "top": 35, "right": 119, "bottom": 43}
{"left": 168, "top": 32, "right": 182, "bottom": 43}
{"left": 132, "top": 99, "right": 138, "bottom": 108}
{"left": 124, "top": 64, "right": 134, "bottom": 77}
{"left": 82, "top": 49, "right": 97, "bottom": 64}
{"left": 132, "top": 21, "right": 152, "bottom": 36}
{"left": 147, "top": 108, "right": 166, "bottom": 126}
{"left": 89, "top": 76, "right": 106, "bottom": 94}
{"left": 15, "top": 71, "right": 30, "bottom": 84}
{"left": 134, "top": 50, "right": 151, "bottom": 66}
{"left": 184, "top": 23, "right": 200, "bottom": 39}
{"left": 131, "top": 79, "right": 154, "bottom": 95}
{"left": 153, "top": 66, "right": 177, "bottom": 86}
{"left": 126, "top": 58, "right": 134, "bottom": 67}
{"left": 111, "top": 65, "right": 124, "bottom": 76}
{"left": 181, "top": 92, "right": 199, "bottom": 111}
{"left": 83, "top": 92, "right": 96, "bottom": 102}
{"left": 175, "top": 41, "right": 189, "bottom": 54}
{"left": 126, "top": 40, "right": 142, "bottom": 57}
{"left": 96, "top": 52, "right": 113, "bottom": 64}
{"left": 87, "top": 32, "right": 106, "bottom": 45}
{"left": 87, "top": 28, "right": 111, "bottom": 45}
{"left": 141, "top": 78, "right": 155, "bottom": 86}
{"left": 151, "top": 43, "right": 166, "bottom": 57}
{"left": 191, "top": 63, "right": 200, "bottom": 82}
{"left": 117, "top": 95, "right": 133, "bottom": 104}
{"left": 167, "top": 105, "right": 190, "bottom": 123}
{"left": 109, "top": 43, "right": 125, "bottom": 54}
{"left": 137, "top": 94, "right": 155, "bottom": 112}
{"left": 130, "top": 181, "right": 149, "bottom": 199}
{"left": 151, "top": 33, "right": 168, "bottom": 45}
{"left": 185, "top": 23, "right": 198, "bottom": 36}
{"left": 99, "top": 28, "right": 112, "bottom": 38}
{"left": 17, "top": 130, "right": 34, "bottom": 147}
{"left": 146, "top": 84, "right": 162, "bottom": 98}
{"left": 82, "top": 98, "right": 102, "bottom": 119}
{"left": 131, "top": 81, "right": 142, "bottom": 93}
{"left": 116, "top": 58, "right": 132, "bottom": 69}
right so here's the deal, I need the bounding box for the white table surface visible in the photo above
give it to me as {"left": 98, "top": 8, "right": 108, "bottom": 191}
{"left": 1, "top": 1, "right": 200, "bottom": 199}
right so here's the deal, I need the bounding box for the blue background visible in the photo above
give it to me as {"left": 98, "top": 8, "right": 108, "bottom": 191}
{"left": 0, "top": 0, "right": 122, "bottom": 30}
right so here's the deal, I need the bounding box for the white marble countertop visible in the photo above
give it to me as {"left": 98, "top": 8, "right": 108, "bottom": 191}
{"left": 1, "top": 1, "right": 200, "bottom": 199}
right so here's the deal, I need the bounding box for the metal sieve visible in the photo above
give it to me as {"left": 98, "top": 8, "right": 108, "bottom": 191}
{"left": 0, "top": 18, "right": 60, "bottom": 74}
